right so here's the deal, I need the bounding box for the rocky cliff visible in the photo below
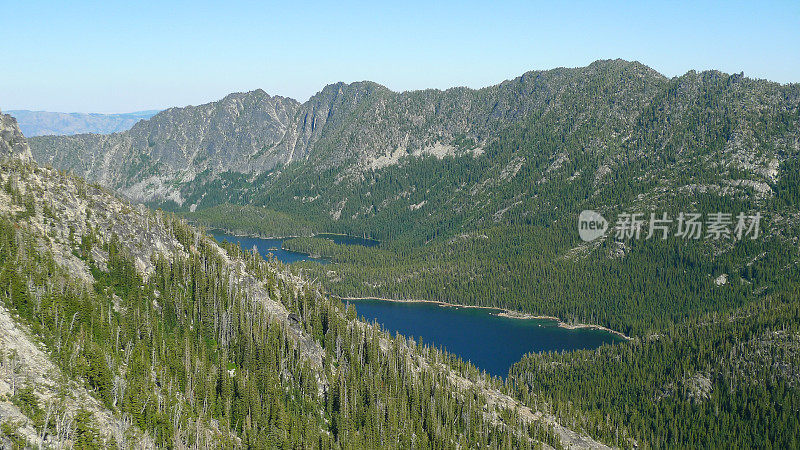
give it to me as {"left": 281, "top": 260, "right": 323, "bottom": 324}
{"left": 0, "top": 113, "right": 33, "bottom": 161}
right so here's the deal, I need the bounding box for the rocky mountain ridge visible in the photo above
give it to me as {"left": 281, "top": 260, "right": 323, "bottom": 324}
{"left": 29, "top": 59, "right": 674, "bottom": 205}
{"left": 0, "top": 112, "right": 33, "bottom": 162}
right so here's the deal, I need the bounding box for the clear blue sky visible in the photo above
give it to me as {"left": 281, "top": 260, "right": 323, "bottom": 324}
{"left": 1, "top": 0, "right": 798, "bottom": 113}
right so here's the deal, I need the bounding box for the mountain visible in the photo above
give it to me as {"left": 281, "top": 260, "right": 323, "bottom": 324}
{"left": 7, "top": 109, "right": 159, "bottom": 137}
{"left": 1, "top": 113, "right": 598, "bottom": 448}
{"left": 28, "top": 61, "right": 798, "bottom": 218}
{"left": 29, "top": 60, "right": 667, "bottom": 205}
{"left": 29, "top": 92, "right": 299, "bottom": 204}
{"left": 8, "top": 58, "right": 800, "bottom": 447}
{"left": 26, "top": 59, "right": 800, "bottom": 332}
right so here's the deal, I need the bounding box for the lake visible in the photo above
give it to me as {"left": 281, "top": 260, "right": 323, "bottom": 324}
{"left": 213, "top": 232, "right": 623, "bottom": 377}
{"left": 213, "top": 231, "right": 380, "bottom": 264}
{"left": 349, "top": 299, "right": 623, "bottom": 378}
{"left": 212, "top": 233, "right": 330, "bottom": 264}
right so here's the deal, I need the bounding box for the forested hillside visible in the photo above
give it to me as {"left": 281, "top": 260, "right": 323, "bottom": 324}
{"left": 16, "top": 60, "right": 800, "bottom": 448}
{"left": 272, "top": 66, "right": 800, "bottom": 336}
{"left": 0, "top": 113, "right": 600, "bottom": 448}
{"left": 509, "top": 291, "right": 800, "bottom": 448}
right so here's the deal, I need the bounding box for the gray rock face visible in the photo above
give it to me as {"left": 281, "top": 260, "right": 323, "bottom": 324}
{"left": 29, "top": 91, "right": 300, "bottom": 203}
{"left": 28, "top": 60, "right": 665, "bottom": 203}
{"left": 0, "top": 112, "right": 33, "bottom": 161}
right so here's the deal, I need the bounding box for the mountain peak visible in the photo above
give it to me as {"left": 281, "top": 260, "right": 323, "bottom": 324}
{"left": 315, "top": 80, "right": 392, "bottom": 98}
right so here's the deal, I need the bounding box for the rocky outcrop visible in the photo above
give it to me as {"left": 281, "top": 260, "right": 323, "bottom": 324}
{"left": 0, "top": 112, "right": 33, "bottom": 161}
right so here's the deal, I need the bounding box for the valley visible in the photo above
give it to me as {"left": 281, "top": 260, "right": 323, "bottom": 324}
{"left": 212, "top": 232, "right": 625, "bottom": 378}
{"left": 1, "top": 113, "right": 584, "bottom": 448}
{"left": 3, "top": 58, "right": 800, "bottom": 448}
{"left": 29, "top": 60, "right": 800, "bottom": 338}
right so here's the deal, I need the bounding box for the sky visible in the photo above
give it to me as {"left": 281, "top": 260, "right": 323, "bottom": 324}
{"left": 1, "top": 0, "right": 798, "bottom": 113}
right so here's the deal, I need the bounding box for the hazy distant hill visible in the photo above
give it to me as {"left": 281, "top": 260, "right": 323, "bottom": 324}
{"left": 6, "top": 109, "right": 159, "bottom": 136}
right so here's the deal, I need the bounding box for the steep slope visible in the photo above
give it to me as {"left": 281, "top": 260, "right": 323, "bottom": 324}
{"left": 30, "top": 60, "right": 798, "bottom": 236}
{"left": 510, "top": 291, "right": 800, "bottom": 448}
{"left": 7, "top": 110, "right": 159, "bottom": 137}
{"left": 245, "top": 65, "right": 798, "bottom": 241}
{"left": 1, "top": 114, "right": 613, "bottom": 448}
{"left": 30, "top": 91, "right": 299, "bottom": 204}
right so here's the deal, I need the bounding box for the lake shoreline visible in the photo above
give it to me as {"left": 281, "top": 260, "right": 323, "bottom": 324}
{"left": 207, "top": 228, "right": 379, "bottom": 246}
{"left": 335, "top": 295, "right": 632, "bottom": 341}
{"left": 211, "top": 230, "right": 331, "bottom": 263}
{"left": 206, "top": 227, "right": 308, "bottom": 241}
{"left": 315, "top": 232, "right": 381, "bottom": 243}
{"left": 209, "top": 228, "right": 631, "bottom": 341}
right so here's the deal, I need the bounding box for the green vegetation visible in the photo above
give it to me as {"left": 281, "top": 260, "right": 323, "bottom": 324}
{"left": 187, "top": 203, "right": 321, "bottom": 237}
{"left": 284, "top": 218, "right": 798, "bottom": 337}
{"left": 776, "top": 157, "right": 800, "bottom": 207}
{"left": 172, "top": 68, "right": 800, "bottom": 447}
{"left": 14, "top": 63, "right": 800, "bottom": 447}
{"left": 173, "top": 70, "right": 800, "bottom": 339}
{"left": 0, "top": 201, "right": 559, "bottom": 447}
{"left": 509, "top": 292, "right": 800, "bottom": 448}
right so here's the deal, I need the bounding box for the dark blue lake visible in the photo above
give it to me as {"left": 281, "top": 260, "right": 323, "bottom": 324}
{"left": 212, "top": 232, "right": 622, "bottom": 378}
{"left": 213, "top": 231, "right": 380, "bottom": 264}
{"left": 350, "top": 299, "right": 623, "bottom": 378}
{"left": 212, "top": 233, "right": 330, "bottom": 264}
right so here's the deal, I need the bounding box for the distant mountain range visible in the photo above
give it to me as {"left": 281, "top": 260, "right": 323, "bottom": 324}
{"left": 25, "top": 59, "right": 799, "bottom": 223}
{"left": 6, "top": 109, "right": 159, "bottom": 136}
